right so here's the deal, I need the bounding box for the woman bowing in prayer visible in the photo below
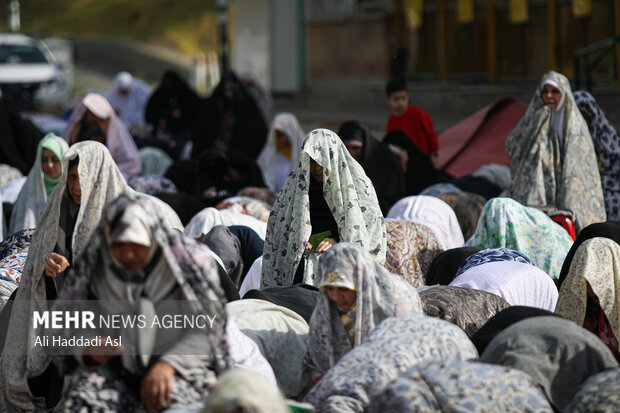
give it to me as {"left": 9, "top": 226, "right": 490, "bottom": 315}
{"left": 305, "top": 243, "right": 423, "bottom": 382}
{"left": 261, "top": 128, "right": 386, "bottom": 288}
{"left": 506, "top": 71, "right": 605, "bottom": 233}
{"left": 9, "top": 133, "right": 68, "bottom": 234}
{"left": 556, "top": 237, "right": 620, "bottom": 361}
{"left": 63, "top": 93, "right": 142, "bottom": 177}
{"left": 51, "top": 193, "right": 230, "bottom": 412}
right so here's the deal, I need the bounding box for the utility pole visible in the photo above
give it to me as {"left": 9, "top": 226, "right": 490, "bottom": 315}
{"left": 217, "top": 0, "right": 229, "bottom": 73}
{"left": 9, "top": 0, "right": 20, "bottom": 33}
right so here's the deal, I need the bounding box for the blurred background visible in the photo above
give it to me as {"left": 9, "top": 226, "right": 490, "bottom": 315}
{"left": 0, "top": 0, "right": 618, "bottom": 132}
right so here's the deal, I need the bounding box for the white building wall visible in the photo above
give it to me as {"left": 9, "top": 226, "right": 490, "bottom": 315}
{"left": 231, "top": 0, "right": 271, "bottom": 89}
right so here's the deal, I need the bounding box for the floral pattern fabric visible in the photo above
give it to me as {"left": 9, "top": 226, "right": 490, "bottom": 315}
{"left": 262, "top": 129, "right": 386, "bottom": 288}
{"left": 384, "top": 220, "right": 444, "bottom": 287}
{"left": 556, "top": 237, "right": 620, "bottom": 339}
{"left": 573, "top": 91, "right": 620, "bottom": 221}
{"left": 55, "top": 359, "right": 208, "bottom": 413}
{"left": 0, "top": 164, "right": 22, "bottom": 191}
{"left": 305, "top": 243, "right": 423, "bottom": 380}
{"left": 506, "top": 71, "right": 606, "bottom": 233}
{"left": 419, "top": 286, "right": 510, "bottom": 337}
{"left": 0, "top": 228, "right": 34, "bottom": 260}
{"left": 304, "top": 316, "right": 478, "bottom": 413}
{"left": 468, "top": 197, "right": 573, "bottom": 280}
{"left": 0, "top": 229, "right": 33, "bottom": 308}
{"left": 367, "top": 360, "right": 553, "bottom": 413}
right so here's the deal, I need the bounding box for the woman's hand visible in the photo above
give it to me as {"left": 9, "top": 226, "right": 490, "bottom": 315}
{"left": 44, "top": 253, "right": 70, "bottom": 278}
{"left": 82, "top": 337, "right": 125, "bottom": 365}
{"left": 316, "top": 238, "right": 337, "bottom": 253}
{"left": 141, "top": 361, "right": 176, "bottom": 412}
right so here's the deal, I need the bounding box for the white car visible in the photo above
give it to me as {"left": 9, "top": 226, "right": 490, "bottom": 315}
{"left": 0, "top": 33, "right": 73, "bottom": 108}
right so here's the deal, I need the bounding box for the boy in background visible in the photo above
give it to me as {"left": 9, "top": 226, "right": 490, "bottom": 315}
{"left": 385, "top": 79, "right": 439, "bottom": 164}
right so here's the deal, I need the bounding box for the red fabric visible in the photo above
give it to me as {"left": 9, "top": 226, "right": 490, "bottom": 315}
{"left": 584, "top": 308, "right": 620, "bottom": 362}
{"left": 386, "top": 105, "right": 438, "bottom": 155}
{"left": 436, "top": 98, "right": 526, "bottom": 176}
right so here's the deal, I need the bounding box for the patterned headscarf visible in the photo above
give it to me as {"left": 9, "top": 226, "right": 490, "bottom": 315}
{"left": 564, "top": 369, "right": 620, "bottom": 412}
{"left": 506, "top": 71, "right": 606, "bottom": 233}
{"left": 384, "top": 220, "right": 444, "bottom": 288}
{"left": 556, "top": 237, "right": 620, "bottom": 339}
{"left": 573, "top": 90, "right": 620, "bottom": 220}
{"left": 304, "top": 316, "right": 478, "bottom": 412}
{"left": 261, "top": 129, "right": 386, "bottom": 288}
{"left": 455, "top": 247, "right": 534, "bottom": 277}
{"left": 468, "top": 197, "right": 573, "bottom": 280}
{"left": 305, "top": 243, "right": 423, "bottom": 379}
{"left": 368, "top": 360, "right": 553, "bottom": 413}
{"left": 9, "top": 134, "right": 68, "bottom": 234}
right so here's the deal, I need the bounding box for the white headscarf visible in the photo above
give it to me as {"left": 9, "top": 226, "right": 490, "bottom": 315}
{"left": 106, "top": 71, "right": 152, "bottom": 130}
{"left": 387, "top": 195, "right": 465, "bottom": 249}
{"left": 184, "top": 207, "right": 267, "bottom": 239}
{"left": 256, "top": 112, "right": 305, "bottom": 192}
{"left": 449, "top": 260, "right": 558, "bottom": 311}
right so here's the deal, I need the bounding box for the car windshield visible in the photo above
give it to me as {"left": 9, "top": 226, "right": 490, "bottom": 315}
{"left": 0, "top": 44, "right": 48, "bottom": 64}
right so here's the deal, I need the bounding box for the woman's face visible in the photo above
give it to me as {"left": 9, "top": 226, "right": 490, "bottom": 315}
{"left": 310, "top": 159, "right": 323, "bottom": 182}
{"left": 324, "top": 286, "right": 356, "bottom": 311}
{"left": 66, "top": 164, "right": 81, "bottom": 205}
{"left": 275, "top": 129, "right": 291, "bottom": 149}
{"left": 344, "top": 143, "right": 363, "bottom": 162}
{"left": 110, "top": 241, "right": 151, "bottom": 273}
{"left": 41, "top": 148, "right": 61, "bottom": 179}
{"left": 541, "top": 84, "right": 562, "bottom": 111}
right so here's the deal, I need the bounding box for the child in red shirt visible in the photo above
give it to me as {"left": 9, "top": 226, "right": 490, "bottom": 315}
{"left": 385, "top": 79, "right": 439, "bottom": 163}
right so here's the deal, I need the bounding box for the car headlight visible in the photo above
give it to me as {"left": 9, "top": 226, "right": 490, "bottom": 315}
{"left": 37, "top": 71, "right": 65, "bottom": 96}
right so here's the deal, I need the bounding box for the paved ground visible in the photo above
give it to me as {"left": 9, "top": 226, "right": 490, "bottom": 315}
{"left": 70, "top": 37, "right": 620, "bottom": 139}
